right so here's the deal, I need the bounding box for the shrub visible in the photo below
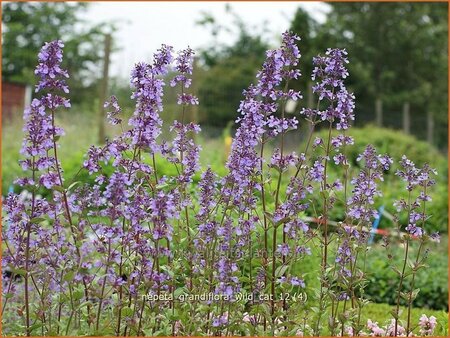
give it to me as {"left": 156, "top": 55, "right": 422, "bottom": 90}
{"left": 365, "top": 240, "right": 448, "bottom": 311}
{"left": 313, "top": 125, "right": 448, "bottom": 233}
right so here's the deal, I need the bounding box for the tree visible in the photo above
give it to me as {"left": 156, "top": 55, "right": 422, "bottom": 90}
{"left": 315, "top": 3, "right": 448, "bottom": 148}
{"left": 196, "top": 5, "right": 269, "bottom": 127}
{"left": 2, "top": 2, "right": 115, "bottom": 104}
{"left": 289, "top": 7, "right": 331, "bottom": 108}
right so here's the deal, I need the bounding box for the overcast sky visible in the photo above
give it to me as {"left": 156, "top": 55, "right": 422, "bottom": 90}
{"left": 83, "top": 2, "right": 329, "bottom": 78}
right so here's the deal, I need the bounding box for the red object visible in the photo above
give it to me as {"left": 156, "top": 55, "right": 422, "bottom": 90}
{"left": 376, "top": 228, "right": 389, "bottom": 236}
{"left": 2, "top": 81, "right": 27, "bottom": 120}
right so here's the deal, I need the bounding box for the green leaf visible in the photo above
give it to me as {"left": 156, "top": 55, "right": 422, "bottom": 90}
{"left": 391, "top": 265, "right": 402, "bottom": 276}
{"left": 168, "top": 309, "right": 179, "bottom": 321}
{"left": 410, "top": 288, "right": 420, "bottom": 301}
{"left": 12, "top": 268, "right": 27, "bottom": 276}
{"left": 30, "top": 217, "right": 45, "bottom": 224}
{"left": 73, "top": 289, "right": 84, "bottom": 301}
{"left": 53, "top": 185, "right": 65, "bottom": 193}
{"left": 174, "top": 287, "right": 186, "bottom": 298}
{"left": 254, "top": 303, "right": 271, "bottom": 319}
{"left": 156, "top": 182, "right": 169, "bottom": 189}
{"left": 76, "top": 300, "right": 92, "bottom": 311}
{"left": 275, "top": 216, "right": 291, "bottom": 226}
{"left": 275, "top": 264, "right": 289, "bottom": 278}
{"left": 390, "top": 308, "right": 401, "bottom": 319}
{"left": 4, "top": 292, "right": 14, "bottom": 299}
{"left": 263, "top": 211, "right": 274, "bottom": 223}
{"left": 400, "top": 291, "right": 408, "bottom": 300}
{"left": 121, "top": 306, "right": 133, "bottom": 317}
{"left": 29, "top": 322, "right": 44, "bottom": 332}
{"left": 63, "top": 271, "right": 75, "bottom": 282}
{"left": 67, "top": 181, "right": 81, "bottom": 191}
{"left": 239, "top": 276, "right": 251, "bottom": 283}
{"left": 320, "top": 190, "right": 330, "bottom": 199}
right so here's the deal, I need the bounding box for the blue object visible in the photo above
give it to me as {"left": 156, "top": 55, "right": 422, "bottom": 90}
{"left": 369, "top": 205, "right": 384, "bottom": 244}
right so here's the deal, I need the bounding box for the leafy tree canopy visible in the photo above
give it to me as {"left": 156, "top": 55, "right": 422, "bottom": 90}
{"left": 196, "top": 5, "right": 269, "bottom": 126}
{"left": 2, "top": 2, "right": 115, "bottom": 103}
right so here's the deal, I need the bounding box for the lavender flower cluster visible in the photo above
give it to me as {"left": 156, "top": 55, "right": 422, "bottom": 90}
{"left": 2, "top": 33, "right": 441, "bottom": 337}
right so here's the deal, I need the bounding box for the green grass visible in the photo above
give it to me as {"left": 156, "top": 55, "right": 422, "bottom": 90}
{"left": 299, "top": 302, "right": 448, "bottom": 336}
{"left": 2, "top": 112, "right": 99, "bottom": 195}
{"left": 361, "top": 303, "right": 448, "bottom": 336}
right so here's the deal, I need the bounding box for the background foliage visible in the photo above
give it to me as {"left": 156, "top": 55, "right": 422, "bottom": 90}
{"left": 2, "top": 2, "right": 115, "bottom": 105}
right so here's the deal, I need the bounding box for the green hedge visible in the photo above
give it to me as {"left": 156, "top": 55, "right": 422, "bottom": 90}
{"left": 294, "top": 237, "right": 448, "bottom": 311}
{"left": 4, "top": 121, "right": 447, "bottom": 235}
{"left": 365, "top": 239, "right": 448, "bottom": 311}
{"left": 312, "top": 125, "right": 448, "bottom": 234}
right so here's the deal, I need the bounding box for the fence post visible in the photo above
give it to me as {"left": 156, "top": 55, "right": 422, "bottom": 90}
{"left": 427, "top": 110, "right": 434, "bottom": 145}
{"left": 98, "top": 34, "right": 112, "bottom": 144}
{"left": 375, "top": 97, "right": 383, "bottom": 127}
{"left": 402, "top": 101, "right": 410, "bottom": 134}
{"left": 190, "top": 57, "right": 200, "bottom": 142}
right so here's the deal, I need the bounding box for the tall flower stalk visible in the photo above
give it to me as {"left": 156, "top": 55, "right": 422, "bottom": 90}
{"left": 300, "top": 48, "right": 355, "bottom": 335}
{"left": 392, "top": 157, "right": 438, "bottom": 336}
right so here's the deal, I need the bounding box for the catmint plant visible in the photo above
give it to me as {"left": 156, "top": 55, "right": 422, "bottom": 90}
{"left": 2, "top": 32, "right": 443, "bottom": 337}
{"left": 389, "top": 157, "right": 439, "bottom": 336}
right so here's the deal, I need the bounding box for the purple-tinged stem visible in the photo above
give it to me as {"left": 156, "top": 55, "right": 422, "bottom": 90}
{"left": 406, "top": 183, "right": 428, "bottom": 335}
{"left": 394, "top": 190, "right": 412, "bottom": 336}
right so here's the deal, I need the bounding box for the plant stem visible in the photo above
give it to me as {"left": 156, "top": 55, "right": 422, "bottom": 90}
{"left": 406, "top": 240, "right": 424, "bottom": 335}
{"left": 322, "top": 121, "right": 333, "bottom": 268}
{"left": 406, "top": 183, "right": 427, "bottom": 335}
{"left": 24, "top": 224, "right": 32, "bottom": 336}
{"left": 314, "top": 120, "right": 333, "bottom": 335}
{"left": 56, "top": 269, "right": 64, "bottom": 335}
{"left": 137, "top": 245, "right": 158, "bottom": 335}
{"left": 292, "top": 98, "right": 321, "bottom": 182}
{"left": 179, "top": 86, "right": 194, "bottom": 299}
{"left": 96, "top": 239, "right": 112, "bottom": 331}
{"left": 271, "top": 79, "right": 290, "bottom": 327}
{"left": 394, "top": 190, "right": 412, "bottom": 336}
{"left": 394, "top": 239, "right": 410, "bottom": 336}
{"left": 65, "top": 284, "right": 75, "bottom": 335}
{"left": 118, "top": 124, "right": 146, "bottom": 336}
{"left": 259, "top": 112, "right": 269, "bottom": 332}
{"left": 24, "top": 156, "right": 37, "bottom": 336}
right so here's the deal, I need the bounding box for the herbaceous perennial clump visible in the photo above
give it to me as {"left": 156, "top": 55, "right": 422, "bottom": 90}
{"left": 2, "top": 33, "right": 442, "bottom": 337}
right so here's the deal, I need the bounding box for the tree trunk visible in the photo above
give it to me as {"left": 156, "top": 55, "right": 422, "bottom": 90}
{"left": 427, "top": 110, "right": 434, "bottom": 145}
{"left": 375, "top": 97, "right": 383, "bottom": 127}
{"left": 402, "top": 102, "right": 410, "bottom": 134}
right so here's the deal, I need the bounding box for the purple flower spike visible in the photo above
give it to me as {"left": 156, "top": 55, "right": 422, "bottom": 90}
{"left": 35, "top": 40, "right": 69, "bottom": 93}
{"left": 301, "top": 48, "right": 355, "bottom": 130}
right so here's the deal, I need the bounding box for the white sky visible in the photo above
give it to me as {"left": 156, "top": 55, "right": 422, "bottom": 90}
{"left": 83, "top": 1, "right": 329, "bottom": 78}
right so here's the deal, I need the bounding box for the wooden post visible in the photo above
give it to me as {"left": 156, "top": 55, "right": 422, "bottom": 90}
{"left": 375, "top": 97, "right": 383, "bottom": 127}
{"left": 98, "top": 34, "right": 111, "bottom": 144}
{"left": 192, "top": 57, "right": 199, "bottom": 125}
{"left": 189, "top": 57, "right": 200, "bottom": 143}
{"left": 427, "top": 110, "right": 434, "bottom": 145}
{"left": 402, "top": 101, "right": 410, "bottom": 134}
